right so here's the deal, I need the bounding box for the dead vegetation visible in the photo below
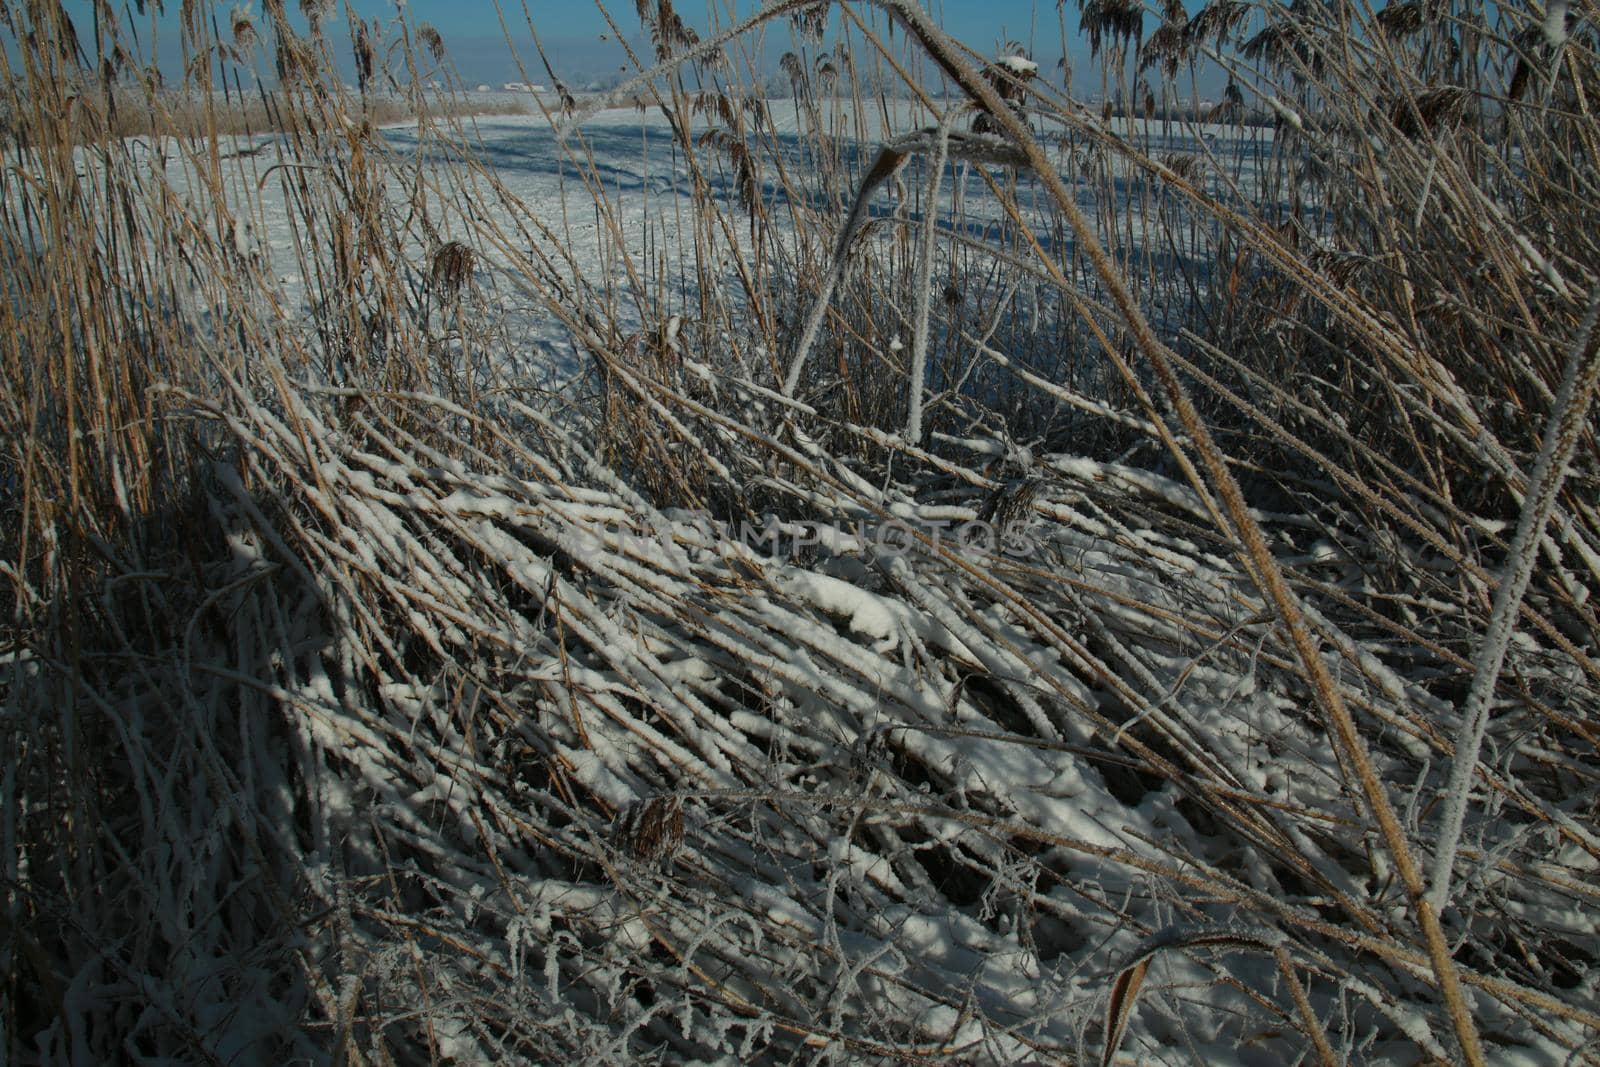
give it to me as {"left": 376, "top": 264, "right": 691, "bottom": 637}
{"left": 2, "top": 0, "right": 1599, "bottom": 1063}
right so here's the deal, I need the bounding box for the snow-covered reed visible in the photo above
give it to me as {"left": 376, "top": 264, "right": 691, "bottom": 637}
{"left": 3, "top": 0, "right": 1598, "bottom": 1063}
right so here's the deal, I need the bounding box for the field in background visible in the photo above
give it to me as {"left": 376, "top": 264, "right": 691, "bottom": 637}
{"left": 2, "top": 1, "right": 1599, "bottom": 1064}
{"left": 96, "top": 90, "right": 531, "bottom": 138}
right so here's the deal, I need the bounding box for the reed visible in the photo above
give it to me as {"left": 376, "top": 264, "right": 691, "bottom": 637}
{"left": 3, "top": 0, "right": 1597, "bottom": 1062}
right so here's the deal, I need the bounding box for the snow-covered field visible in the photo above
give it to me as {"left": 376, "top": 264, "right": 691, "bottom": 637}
{"left": 98, "top": 96, "right": 1274, "bottom": 381}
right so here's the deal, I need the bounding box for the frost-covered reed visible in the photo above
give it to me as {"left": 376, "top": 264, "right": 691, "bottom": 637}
{"left": 3, "top": 0, "right": 1598, "bottom": 1063}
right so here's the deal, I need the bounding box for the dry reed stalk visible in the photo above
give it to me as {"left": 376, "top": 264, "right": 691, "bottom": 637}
{"left": 5, "top": 0, "right": 1598, "bottom": 1061}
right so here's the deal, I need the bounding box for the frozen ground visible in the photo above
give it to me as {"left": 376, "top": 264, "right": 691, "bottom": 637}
{"left": 33, "top": 96, "right": 1274, "bottom": 389}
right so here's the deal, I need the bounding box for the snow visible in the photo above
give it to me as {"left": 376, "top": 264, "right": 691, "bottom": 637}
{"left": 16, "top": 95, "right": 1270, "bottom": 391}
{"left": 778, "top": 569, "right": 920, "bottom": 652}
{"left": 1544, "top": 0, "right": 1571, "bottom": 47}
{"left": 997, "top": 55, "right": 1040, "bottom": 77}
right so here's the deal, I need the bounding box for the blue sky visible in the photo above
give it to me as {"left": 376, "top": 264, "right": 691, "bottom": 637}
{"left": 391, "top": 1, "right": 1056, "bottom": 47}
{"left": 58, "top": 1, "right": 1076, "bottom": 72}
{"left": 431, "top": 1, "right": 1073, "bottom": 81}
{"left": 51, "top": 1, "right": 1219, "bottom": 93}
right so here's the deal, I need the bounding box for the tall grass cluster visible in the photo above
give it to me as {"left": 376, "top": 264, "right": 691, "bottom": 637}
{"left": 2, "top": 0, "right": 1598, "bottom": 1063}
